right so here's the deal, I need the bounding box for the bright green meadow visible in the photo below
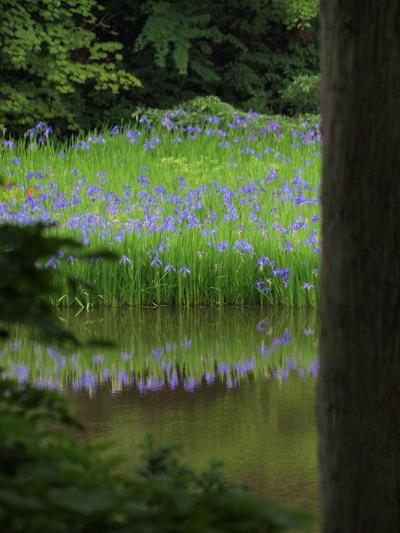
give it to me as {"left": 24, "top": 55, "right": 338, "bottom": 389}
{"left": 1, "top": 110, "right": 321, "bottom": 306}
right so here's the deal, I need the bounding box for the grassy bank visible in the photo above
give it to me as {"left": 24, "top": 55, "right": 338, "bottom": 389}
{"left": 0, "top": 108, "right": 321, "bottom": 306}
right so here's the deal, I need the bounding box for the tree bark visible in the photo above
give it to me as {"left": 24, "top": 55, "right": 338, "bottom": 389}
{"left": 319, "top": 2, "right": 400, "bottom": 532}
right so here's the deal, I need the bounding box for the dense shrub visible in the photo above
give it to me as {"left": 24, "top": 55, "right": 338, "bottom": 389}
{"left": 280, "top": 74, "right": 320, "bottom": 114}
{"left": 131, "top": 96, "right": 241, "bottom": 129}
{"left": 130, "top": 95, "right": 319, "bottom": 130}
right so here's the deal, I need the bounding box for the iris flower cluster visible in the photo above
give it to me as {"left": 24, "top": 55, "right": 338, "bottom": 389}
{"left": 1, "top": 110, "right": 321, "bottom": 305}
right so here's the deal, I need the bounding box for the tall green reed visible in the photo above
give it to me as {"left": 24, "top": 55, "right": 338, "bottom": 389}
{"left": 0, "top": 114, "right": 321, "bottom": 306}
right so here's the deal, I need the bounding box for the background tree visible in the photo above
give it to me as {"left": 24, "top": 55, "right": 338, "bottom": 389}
{"left": 319, "top": 1, "right": 400, "bottom": 531}
{"left": 0, "top": 0, "right": 320, "bottom": 136}
{"left": 0, "top": 0, "right": 141, "bottom": 135}
{"left": 96, "top": 0, "right": 320, "bottom": 115}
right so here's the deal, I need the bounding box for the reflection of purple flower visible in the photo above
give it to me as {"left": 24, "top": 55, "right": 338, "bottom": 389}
{"left": 218, "top": 362, "right": 230, "bottom": 374}
{"left": 164, "top": 342, "right": 174, "bottom": 353}
{"left": 279, "top": 368, "right": 289, "bottom": 381}
{"left": 11, "top": 364, "right": 29, "bottom": 383}
{"left": 304, "top": 328, "right": 314, "bottom": 336}
{"left": 183, "top": 377, "right": 199, "bottom": 392}
{"left": 47, "top": 346, "right": 61, "bottom": 361}
{"left": 309, "top": 358, "right": 319, "bottom": 376}
{"left": 297, "top": 368, "right": 306, "bottom": 378}
{"left": 204, "top": 372, "right": 215, "bottom": 385}
{"left": 9, "top": 341, "right": 21, "bottom": 352}
{"left": 137, "top": 381, "right": 146, "bottom": 394}
{"left": 119, "top": 370, "right": 129, "bottom": 385}
{"left": 168, "top": 372, "right": 179, "bottom": 389}
{"left": 281, "top": 330, "right": 292, "bottom": 344}
{"left": 256, "top": 318, "right": 270, "bottom": 331}
{"left": 235, "top": 359, "right": 255, "bottom": 373}
{"left": 152, "top": 347, "right": 163, "bottom": 360}
{"left": 161, "top": 361, "right": 173, "bottom": 371}
{"left": 80, "top": 369, "right": 95, "bottom": 389}
{"left": 287, "top": 356, "right": 296, "bottom": 370}
{"left": 92, "top": 354, "right": 103, "bottom": 364}
{"left": 180, "top": 338, "right": 192, "bottom": 351}
{"left": 147, "top": 376, "right": 164, "bottom": 391}
{"left": 273, "top": 330, "right": 292, "bottom": 345}
{"left": 258, "top": 344, "right": 273, "bottom": 357}
{"left": 225, "top": 376, "right": 238, "bottom": 389}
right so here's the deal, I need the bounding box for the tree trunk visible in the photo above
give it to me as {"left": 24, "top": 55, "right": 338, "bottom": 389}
{"left": 319, "top": 2, "right": 400, "bottom": 532}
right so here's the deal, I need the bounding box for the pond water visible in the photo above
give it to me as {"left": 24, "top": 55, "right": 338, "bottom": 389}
{"left": 3, "top": 307, "right": 319, "bottom": 514}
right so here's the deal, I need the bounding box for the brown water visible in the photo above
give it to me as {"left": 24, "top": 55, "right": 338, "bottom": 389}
{"left": 4, "top": 307, "right": 319, "bottom": 514}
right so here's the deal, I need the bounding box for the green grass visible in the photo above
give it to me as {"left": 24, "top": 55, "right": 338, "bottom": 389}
{"left": 0, "top": 111, "right": 321, "bottom": 306}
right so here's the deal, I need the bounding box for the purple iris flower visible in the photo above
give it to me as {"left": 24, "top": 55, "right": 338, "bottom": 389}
{"left": 216, "top": 240, "right": 229, "bottom": 253}
{"left": 179, "top": 266, "right": 190, "bottom": 276}
{"left": 119, "top": 255, "right": 132, "bottom": 265}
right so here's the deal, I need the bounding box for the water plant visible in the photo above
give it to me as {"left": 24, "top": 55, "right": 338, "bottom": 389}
{"left": 0, "top": 108, "right": 321, "bottom": 306}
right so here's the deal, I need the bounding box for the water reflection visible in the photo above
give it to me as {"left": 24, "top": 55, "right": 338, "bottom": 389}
{"left": 1, "top": 307, "right": 319, "bottom": 512}
{"left": 2, "top": 307, "right": 318, "bottom": 394}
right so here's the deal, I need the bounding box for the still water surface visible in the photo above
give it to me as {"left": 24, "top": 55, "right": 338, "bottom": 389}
{"left": 4, "top": 307, "right": 319, "bottom": 513}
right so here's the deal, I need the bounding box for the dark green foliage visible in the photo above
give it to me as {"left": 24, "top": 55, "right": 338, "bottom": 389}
{"left": 0, "top": 222, "right": 115, "bottom": 343}
{"left": 107, "top": 0, "right": 319, "bottom": 115}
{"left": 131, "top": 95, "right": 241, "bottom": 129}
{"left": 0, "top": 223, "right": 80, "bottom": 342}
{"left": 0, "top": 0, "right": 319, "bottom": 136}
{"left": 131, "top": 95, "right": 318, "bottom": 131}
{"left": 0, "top": 0, "right": 141, "bottom": 135}
{"left": 280, "top": 74, "right": 320, "bottom": 114}
{"left": 0, "top": 375, "right": 311, "bottom": 532}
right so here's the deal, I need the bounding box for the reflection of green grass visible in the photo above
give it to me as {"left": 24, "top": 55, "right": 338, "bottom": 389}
{"left": 2, "top": 307, "right": 318, "bottom": 391}
{"left": 1, "top": 117, "right": 321, "bottom": 305}
{"left": 2, "top": 308, "right": 319, "bottom": 518}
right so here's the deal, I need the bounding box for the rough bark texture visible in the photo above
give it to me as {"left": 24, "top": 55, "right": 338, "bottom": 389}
{"left": 319, "top": 1, "right": 400, "bottom": 532}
